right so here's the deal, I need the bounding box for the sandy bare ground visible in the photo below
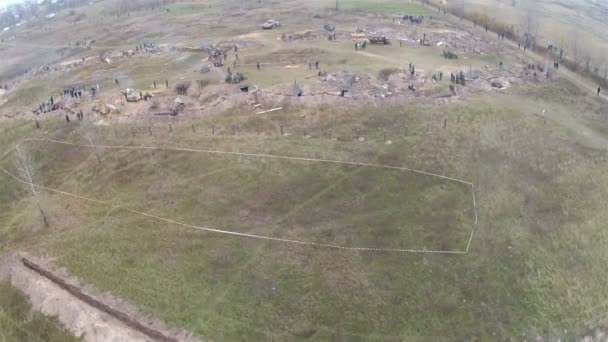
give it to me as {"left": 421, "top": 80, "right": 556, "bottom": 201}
{"left": 0, "top": 254, "right": 200, "bottom": 342}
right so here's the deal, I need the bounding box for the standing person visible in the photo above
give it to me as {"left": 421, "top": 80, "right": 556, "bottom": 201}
{"left": 256, "top": 62, "right": 260, "bottom": 70}
{"left": 598, "top": 87, "right": 601, "bottom": 96}
{"left": 315, "top": 60, "right": 319, "bottom": 70}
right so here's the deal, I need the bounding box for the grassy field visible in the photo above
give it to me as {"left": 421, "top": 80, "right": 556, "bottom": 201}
{"left": 1, "top": 0, "right": 608, "bottom": 340}
{"left": 0, "top": 281, "right": 80, "bottom": 342}
{"left": 333, "top": 0, "right": 432, "bottom": 15}
{"left": 2, "top": 77, "right": 608, "bottom": 339}
{"left": 17, "top": 141, "right": 474, "bottom": 252}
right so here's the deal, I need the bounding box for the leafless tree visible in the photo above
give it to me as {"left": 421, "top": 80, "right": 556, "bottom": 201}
{"left": 15, "top": 146, "right": 49, "bottom": 227}
{"left": 521, "top": 3, "right": 540, "bottom": 49}
{"left": 583, "top": 54, "right": 591, "bottom": 73}
{"left": 81, "top": 120, "right": 102, "bottom": 164}
{"left": 460, "top": 0, "right": 466, "bottom": 21}
{"left": 571, "top": 29, "right": 580, "bottom": 69}
{"left": 603, "top": 51, "right": 608, "bottom": 84}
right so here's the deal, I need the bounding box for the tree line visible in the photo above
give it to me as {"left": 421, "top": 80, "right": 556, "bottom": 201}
{"left": 420, "top": 0, "right": 608, "bottom": 87}
{"left": 0, "top": 0, "right": 90, "bottom": 29}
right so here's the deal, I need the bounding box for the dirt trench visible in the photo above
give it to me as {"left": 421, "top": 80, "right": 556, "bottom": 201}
{"left": 0, "top": 254, "right": 200, "bottom": 342}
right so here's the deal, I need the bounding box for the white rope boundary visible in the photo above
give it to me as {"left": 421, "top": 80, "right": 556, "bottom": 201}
{"left": 0, "top": 138, "right": 479, "bottom": 254}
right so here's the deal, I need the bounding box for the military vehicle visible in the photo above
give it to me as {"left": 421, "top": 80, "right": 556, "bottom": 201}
{"left": 123, "top": 88, "right": 140, "bottom": 102}
{"left": 262, "top": 19, "right": 281, "bottom": 30}
{"left": 351, "top": 27, "right": 366, "bottom": 40}
{"left": 369, "top": 35, "right": 390, "bottom": 44}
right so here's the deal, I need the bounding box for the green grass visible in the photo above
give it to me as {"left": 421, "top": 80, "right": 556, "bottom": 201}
{"left": 0, "top": 281, "right": 80, "bottom": 342}
{"left": 2, "top": 0, "right": 608, "bottom": 340}
{"left": 337, "top": 0, "right": 432, "bottom": 15}
{"left": 2, "top": 83, "right": 608, "bottom": 340}
{"left": 164, "top": 3, "right": 219, "bottom": 17}
{"left": 17, "top": 140, "right": 474, "bottom": 252}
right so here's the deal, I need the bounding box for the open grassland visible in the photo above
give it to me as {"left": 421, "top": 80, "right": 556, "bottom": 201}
{"left": 2, "top": 75, "right": 608, "bottom": 339}
{"left": 0, "top": 281, "right": 80, "bottom": 342}
{"left": 330, "top": 0, "right": 432, "bottom": 15}
{"left": 14, "top": 141, "right": 474, "bottom": 252}
{"left": 1, "top": 0, "right": 608, "bottom": 340}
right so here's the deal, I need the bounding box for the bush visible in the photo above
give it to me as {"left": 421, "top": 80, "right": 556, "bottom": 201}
{"left": 378, "top": 67, "right": 401, "bottom": 82}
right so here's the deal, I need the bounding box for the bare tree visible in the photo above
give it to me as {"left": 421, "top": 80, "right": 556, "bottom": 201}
{"left": 521, "top": 3, "right": 540, "bottom": 49}
{"left": 558, "top": 32, "right": 567, "bottom": 61}
{"left": 583, "top": 54, "right": 591, "bottom": 73}
{"left": 603, "top": 50, "right": 608, "bottom": 84}
{"left": 460, "top": 0, "right": 466, "bottom": 21}
{"left": 448, "top": 0, "right": 466, "bottom": 21}
{"left": 81, "top": 120, "right": 102, "bottom": 164}
{"left": 571, "top": 29, "right": 580, "bottom": 69}
{"left": 15, "top": 146, "right": 49, "bottom": 227}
